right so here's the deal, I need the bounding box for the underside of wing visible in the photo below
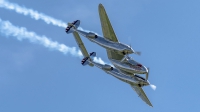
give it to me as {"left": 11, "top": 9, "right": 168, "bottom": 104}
{"left": 73, "top": 32, "right": 89, "bottom": 58}
{"left": 106, "top": 50, "right": 124, "bottom": 60}
{"left": 98, "top": 4, "right": 118, "bottom": 42}
{"left": 131, "top": 85, "right": 153, "bottom": 107}
{"left": 99, "top": 4, "right": 125, "bottom": 60}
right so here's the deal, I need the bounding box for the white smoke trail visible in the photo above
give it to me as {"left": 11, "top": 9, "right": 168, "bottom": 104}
{"left": 150, "top": 84, "right": 156, "bottom": 91}
{"left": 0, "top": 18, "right": 80, "bottom": 57}
{"left": 0, "top": 0, "right": 104, "bottom": 63}
{"left": 0, "top": 0, "right": 100, "bottom": 35}
{"left": 0, "top": 0, "right": 67, "bottom": 28}
{"left": 0, "top": 18, "right": 105, "bottom": 64}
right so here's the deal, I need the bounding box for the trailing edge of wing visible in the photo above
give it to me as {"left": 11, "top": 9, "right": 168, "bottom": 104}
{"left": 131, "top": 85, "right": 153, "bottom": 107}
{"left": 98, "top": 4, "right": 118, "bottom": 42}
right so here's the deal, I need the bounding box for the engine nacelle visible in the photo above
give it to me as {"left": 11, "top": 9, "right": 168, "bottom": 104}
{"left": 102, "top": 64, "right": 113, "bottom": 71}
{"left": 86, "top": 32, "right": 98, "bottom": 39}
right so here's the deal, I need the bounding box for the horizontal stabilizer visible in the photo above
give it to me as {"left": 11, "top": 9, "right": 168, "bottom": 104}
{"left": 89, "top": 52, "right": 96, "bottom": 57}
{"left": 66, "top": 20, "right": 80, "bottom": 34}
{"left": 81, "top": 52, "right": 96, "bottom": 66}
{"left": 81, "top": 57, "right": 89, "bottom": 66}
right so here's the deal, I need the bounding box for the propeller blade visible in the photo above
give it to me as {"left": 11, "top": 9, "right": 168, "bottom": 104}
{"left": 135, "top": 51, "right": 141, "bottom": 55}
{"left": 128, "top": 37, "right": 141, "bottom": 56}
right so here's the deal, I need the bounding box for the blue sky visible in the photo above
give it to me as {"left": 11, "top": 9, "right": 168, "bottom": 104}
{"left": 0, "top": 0, "right": 200, "bottom": 111}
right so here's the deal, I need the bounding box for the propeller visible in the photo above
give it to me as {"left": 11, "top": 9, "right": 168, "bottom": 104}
{"left": 129, "top": 37, "right": 141, "bottom": 56}
{"left": 135, "top": 51, "right": 141, "bottom": 55}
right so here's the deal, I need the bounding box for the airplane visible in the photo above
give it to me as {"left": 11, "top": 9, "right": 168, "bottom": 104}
{"left": 71, "top": 31, "right": 153, "bottom": 107}
{"left": 66, "top": 20, "right": 138, "bottom": 56}
{"left": 66, "top": 4, "right": 149, "bottom": 79}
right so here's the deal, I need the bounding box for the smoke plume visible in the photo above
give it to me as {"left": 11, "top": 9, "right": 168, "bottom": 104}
{"left": 0, "top": 0, "right": 99, "bottom": 34}
{"left": 0, "top": 18, "right": 105, "bottom": 64}
{"left": 0, "top": 0, "right": 67, "bottom": 28}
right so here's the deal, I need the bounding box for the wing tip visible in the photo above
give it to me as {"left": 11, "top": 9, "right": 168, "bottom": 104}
{"left": 98, "top": 3, "right": 103, "bottom": 7}
{"left": 98, "top": 3, "right": 105, "bottom": 11}
{"left": 147, "top": 99, "right": 153, "bottom": 107}
{"left": 149, "top": 104, "right": 153, "bottom": 107}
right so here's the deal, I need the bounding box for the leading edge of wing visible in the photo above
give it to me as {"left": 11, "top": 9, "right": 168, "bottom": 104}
{"left": 131, "top": 85, "right": 153, "bottom": 107}
{"left": 98, "top": 4, "right": 119, "bottom": 42}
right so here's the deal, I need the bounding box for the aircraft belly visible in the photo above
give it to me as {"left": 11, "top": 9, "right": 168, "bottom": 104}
{"left": 113, "top": 63, "right": 137, "bottom": 73}
{"left": 76, "top": 31, "right": 124, "bottom": 54}
{"left": 90, "top": 62, "right": 139, "bottom": 85}
{"left": 111, "top": 61, "right": 140, "bottom": 74}
{"left": 105, "top": 69, "right": 139, "bottom": 84}
{"left": 89, "top": 61, "right": 139, "bottom": 84}
{"left": 92, "top": 38, "right": 123, "bottom": 52}
{"left": 90, "top": 39, "right": 107, "bottom": 49}
{"left": 92, "top": 60, "right": 142, "bottom": 86}
{"left": 115, "top": 64, "right": 134, "bottom": 73}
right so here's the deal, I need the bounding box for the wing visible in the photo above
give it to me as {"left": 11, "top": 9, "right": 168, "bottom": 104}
{"left": 73, "top": 32, "right": 89, "bottom": 58}
{"left": 98, "top": 4, "right": 124, "bottom": 60}
{"left": 131, "top": 85, "right": 153, "bottom": 107}
{"left": 98, "top": 4, "right": 118, "bottom": 42}
{"left": 106, "top": 50, "right": 124, "bottom": 60}
{"left": 72, "top": 32, "right": 93, "bottom": 66}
